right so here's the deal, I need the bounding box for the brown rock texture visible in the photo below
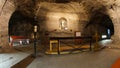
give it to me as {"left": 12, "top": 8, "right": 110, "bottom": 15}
{"left": 0, "top": 0, "right": 120, "bottom": 48}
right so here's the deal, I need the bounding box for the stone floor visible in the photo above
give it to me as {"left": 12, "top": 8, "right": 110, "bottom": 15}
{"left": 27, "top": 48, "right": 120, "bottom": 68}
{"left": 0, "top": 39, "right": 120, "bottom": 68}
{"left": 0, "top": 50, "right": 30, "bottom": 68}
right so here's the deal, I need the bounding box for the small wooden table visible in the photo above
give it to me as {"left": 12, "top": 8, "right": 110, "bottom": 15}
{"left": 49, "top": 36, "right": 92, "bottom": 54}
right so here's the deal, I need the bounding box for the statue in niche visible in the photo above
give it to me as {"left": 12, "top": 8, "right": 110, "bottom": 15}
{"left": 59, "top": 17, "right": 68, "bottom": 30}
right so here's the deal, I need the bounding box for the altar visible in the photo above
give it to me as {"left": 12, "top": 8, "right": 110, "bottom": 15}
{"left": 46, "top": 36, "right": 92, "bottom": 54}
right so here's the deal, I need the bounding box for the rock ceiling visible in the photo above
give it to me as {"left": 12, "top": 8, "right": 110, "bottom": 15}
{"left": 11, "top": 0, "right": 119, "bottom": 19}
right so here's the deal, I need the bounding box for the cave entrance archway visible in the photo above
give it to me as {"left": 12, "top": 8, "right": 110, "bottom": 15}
{"left": 8, "top": 10, "right": 36, "bottom": 46}
{"left": 9, "top": 11, "right": 35, "bottom": 36}
{"left": 84, "top": 12, "right": 114, "bottom": 40}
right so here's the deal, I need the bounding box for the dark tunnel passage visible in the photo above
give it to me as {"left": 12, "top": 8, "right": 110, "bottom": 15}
{"left": 8, "top": 10, "right": 37, "bottom": 38}
{"left": 84, "top": 11, "right": 114, "bottom": 40}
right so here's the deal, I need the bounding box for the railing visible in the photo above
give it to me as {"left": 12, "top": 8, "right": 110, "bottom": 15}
{"left": 49, "top": 36, "right": 92, "bottom": 54}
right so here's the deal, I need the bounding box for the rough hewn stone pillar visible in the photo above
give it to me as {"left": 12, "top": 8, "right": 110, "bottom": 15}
{"left": 0, "top": 0, "right": 15, "bottom": 49}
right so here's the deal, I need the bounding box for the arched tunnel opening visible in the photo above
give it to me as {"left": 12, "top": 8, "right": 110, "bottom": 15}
{"left": 8, "top": 10, "right": 39, "bottom": 46}
{"left": 84, "top": 11, "right": 114, "bottom": 41}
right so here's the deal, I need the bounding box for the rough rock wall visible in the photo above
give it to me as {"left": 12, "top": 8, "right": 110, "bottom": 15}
{"left": 106, "top": 0, "right": 120, "bottom": 43}
{"left": 0, "top": 0, "right": 15, "bottom": 47}
{"left": 80, "top": 0, "right": 120, "bottom": 43}
{"left": 1, "top": 0, "right": 120, "bottom": 48}
{"left": 37, "top": 2, "right": 88, "bottom": 31}
{"left": 108, "top": 7, "right": 119, "bottom": 42}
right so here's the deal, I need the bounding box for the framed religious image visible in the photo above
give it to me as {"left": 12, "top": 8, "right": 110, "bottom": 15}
{"left": 74, "top": 31, "right": 82, "bottom": 44}
{"left": 75, "top": 31, "right": 81, "bottom": 37}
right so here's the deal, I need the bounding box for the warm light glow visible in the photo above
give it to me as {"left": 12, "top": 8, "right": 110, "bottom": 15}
{"left": 20, "top": 40, "right": 22, "bottom": 44}
{"left": 34, "top": 25, "right": 37, "bottom": 32}
{"left": 59, "top": 17, "right": 67, "bottom": 30}
{"left": 46, "top": 12, "right": 79, "bottom": 31}
{"left": 65, "top": 27, "right": 68, "bottom": 30}
{"left": 27, "top": 39, "right": 29, "bottom": 44}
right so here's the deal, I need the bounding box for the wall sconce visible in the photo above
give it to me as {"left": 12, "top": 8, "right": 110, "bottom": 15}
{"left": 34, "top": 25, "right": 37, "bottom": 32}
{"left": 59, "top": 17, "right": 68, "bottom": 30}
